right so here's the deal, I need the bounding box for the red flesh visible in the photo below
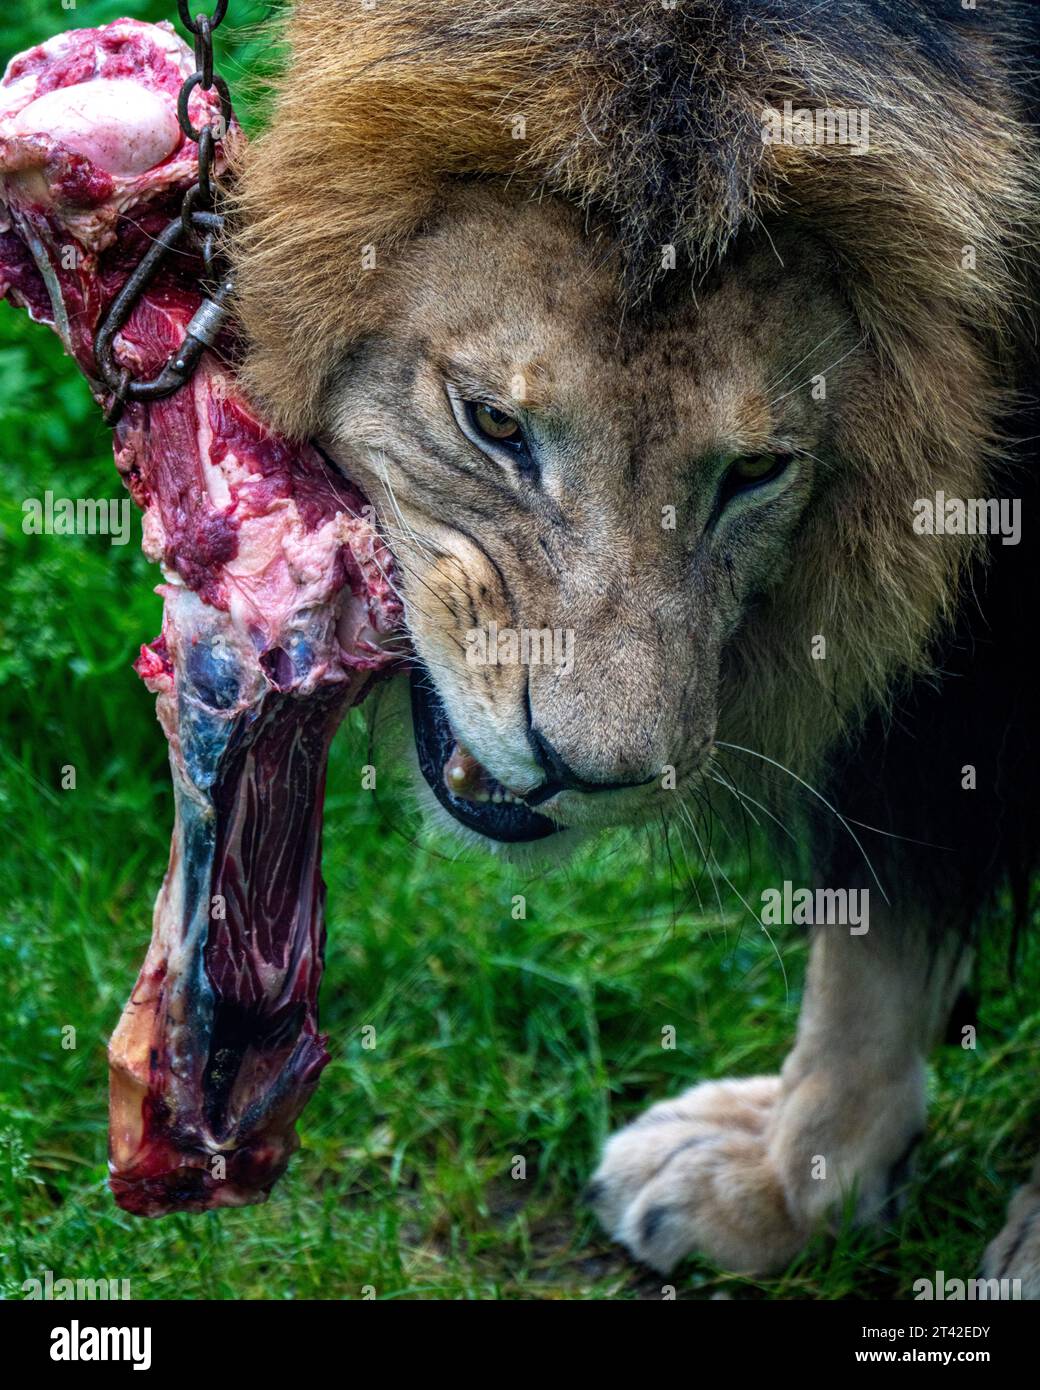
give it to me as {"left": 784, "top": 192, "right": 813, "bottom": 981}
{"left": 0, "top": 21, "right": 401, "bottom": 1215}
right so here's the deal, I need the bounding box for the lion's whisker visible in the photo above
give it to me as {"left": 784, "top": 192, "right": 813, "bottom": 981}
{"left": 767, "top": 332, "right": 868, "bottom": 409}
{"left": 763, "top": 320, "right": 849, "bottom": 397}
{"left": 715, "top": 740, "right": 890, "bottom": 905}
{"left": 707, "top": 767, "right": 801, "bottom": 847}
{"left": 680, "top": 789, "right": 790, "bottom": 1000}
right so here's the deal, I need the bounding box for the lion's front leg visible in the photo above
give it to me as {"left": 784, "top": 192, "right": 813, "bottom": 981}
{"left": 588, "top": 921, "right": 969, "bottom": 1275}
{"left": 983, "top": 1159, "right": 1040, "bottom": 1299}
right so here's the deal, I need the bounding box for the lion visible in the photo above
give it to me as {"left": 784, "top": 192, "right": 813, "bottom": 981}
{"left": 230, "top": 0, "right": 1040, "bottom": 1289}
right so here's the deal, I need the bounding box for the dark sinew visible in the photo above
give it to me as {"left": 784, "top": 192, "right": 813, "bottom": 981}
{"left": 0, "top": 20, "right": 401, "bottom": 1215}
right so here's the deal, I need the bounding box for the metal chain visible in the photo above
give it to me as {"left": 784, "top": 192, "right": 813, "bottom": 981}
{"left": 176, "top": 0, "right": 233, "bottom": 278}
{"left": 95, "top": 3, "right": 235, "bottom": 424}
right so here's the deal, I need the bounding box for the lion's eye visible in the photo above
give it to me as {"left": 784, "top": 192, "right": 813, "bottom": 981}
{"left": 732, "top": 455, "right": 783, "bottom": 482}
{"left": 450, "top": 390, "right": 537, "bottom": 476}
{"left": 467, "top": 401, "right": 523, "bottom": 446}
{"left": 717, "top": 452, "right": 794, "bottom": 510}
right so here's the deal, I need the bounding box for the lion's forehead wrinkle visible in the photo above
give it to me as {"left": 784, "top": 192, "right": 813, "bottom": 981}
{"left": 437, "top": 350, "right": 558, "bottom": 412}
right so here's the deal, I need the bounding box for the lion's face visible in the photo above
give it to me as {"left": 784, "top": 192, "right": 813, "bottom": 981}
{"left": 321, "top": 185, "right": 865, "bottom": 847}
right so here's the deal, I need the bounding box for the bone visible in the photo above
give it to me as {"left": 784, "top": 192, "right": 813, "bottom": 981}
{"left": 0, "top": 19, "right": 401, "bottom": 1215}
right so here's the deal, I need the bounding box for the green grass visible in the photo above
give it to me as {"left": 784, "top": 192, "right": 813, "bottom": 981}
{"left": 1, "top": 0, "right": 1038, "bottom": 1302}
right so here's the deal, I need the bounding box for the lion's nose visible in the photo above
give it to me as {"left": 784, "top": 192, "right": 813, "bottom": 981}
{"left": 523, "top": 726, "right": 655, "bottom": 805}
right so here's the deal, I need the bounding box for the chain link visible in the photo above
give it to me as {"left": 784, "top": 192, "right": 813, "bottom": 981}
{"left": 178, "top": 0, "right": 230, "bottom": 32}
{"left": 95, "top": 4, "right": 234, "bottom": 424}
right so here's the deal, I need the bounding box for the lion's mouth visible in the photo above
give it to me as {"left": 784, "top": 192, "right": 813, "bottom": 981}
{"left": 409, "top": 665, "right": 561, "bottom": 843}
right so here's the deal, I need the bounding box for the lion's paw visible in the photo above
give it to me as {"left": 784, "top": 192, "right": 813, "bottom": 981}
{"left": 586, "top": 1076, "right": 808, "bottom": 1275}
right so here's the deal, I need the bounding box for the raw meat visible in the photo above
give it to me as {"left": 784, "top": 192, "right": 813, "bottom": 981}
{"left": 0, "top": 20, "right": 401, "bottom": 1214}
